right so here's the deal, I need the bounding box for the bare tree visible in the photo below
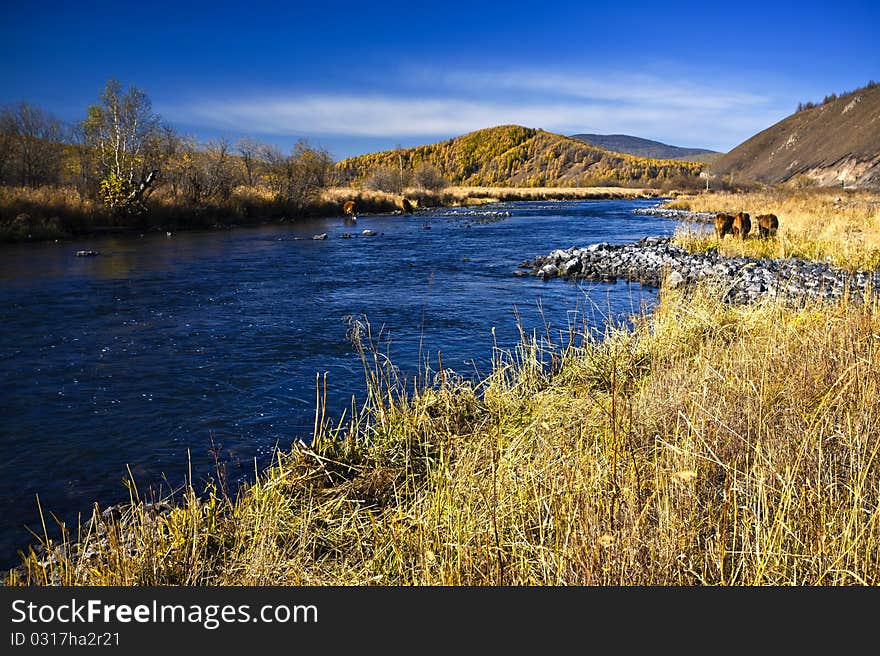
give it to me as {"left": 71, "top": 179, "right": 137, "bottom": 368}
{"left": 66, "top": 121, "right": 94, "bottom": 192}
{"left": 260, "top": 140, "right": 333, "bottom": 207}
{"left": 364, "top": 165, "right": 410, "bottom": 194}
{"left": 0, "top": 102, "right": 62, "bottom": 186}
{"left": 413, "top": 162, "right": 448, "bottom": 191}
{"left": 236, "top": 137, "right": 263, "bottom": 187}
{"left": 184, "top": 139, "right": 239, "bottom": 203}
{"left": 0, "top": 106, "right": 16, "bottom": 184}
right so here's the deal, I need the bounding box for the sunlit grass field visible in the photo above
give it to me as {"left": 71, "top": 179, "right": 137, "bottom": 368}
{"left": 668, "top": 188, "right": 880, "bottom": 270}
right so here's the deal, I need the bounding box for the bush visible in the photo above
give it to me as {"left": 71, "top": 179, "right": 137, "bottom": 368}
{"left": 413, "top": 162, "right": 448, "bottom": 191}
{"left": 363, "top": 166, "right": 409, "bottom": 194}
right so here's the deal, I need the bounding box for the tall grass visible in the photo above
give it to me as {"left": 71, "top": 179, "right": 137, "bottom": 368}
{"left": 8, "top": 283, "right": 880, "bottom": 585}
{"left": 668, "top": 188, "right": 880, "bottom": 270}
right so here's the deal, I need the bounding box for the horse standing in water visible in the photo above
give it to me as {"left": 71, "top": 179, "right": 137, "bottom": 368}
{"left": 343, "top": 200, "right": 357, "bottom": 224}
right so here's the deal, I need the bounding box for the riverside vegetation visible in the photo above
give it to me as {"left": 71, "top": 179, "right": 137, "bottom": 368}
{"left": 0, "top": 81, "right": 701, "bottom": 243}
{"left": 7, "top": 186, "right": 880, "bottom": 584}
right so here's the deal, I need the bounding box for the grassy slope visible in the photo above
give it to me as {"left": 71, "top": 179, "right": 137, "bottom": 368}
{"left": 709, "top": 82, "right": 880, "bottom": 187}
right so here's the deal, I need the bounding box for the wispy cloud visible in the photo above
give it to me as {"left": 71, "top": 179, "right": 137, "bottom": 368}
{"left": 163, "top": 68, "right": 788, "bottom": 151}
{"left": 437, "top": 69, "right": 769, "bottom": 112}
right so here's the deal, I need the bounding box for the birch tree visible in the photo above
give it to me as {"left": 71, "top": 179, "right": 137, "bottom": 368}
{"left": 82, "top": 79, "right": 162, "bottom": 210}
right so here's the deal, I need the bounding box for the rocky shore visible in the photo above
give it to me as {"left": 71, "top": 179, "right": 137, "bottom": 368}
{"left": 523, "top": 236, "right": 880, "bottom": 304}
{"left": 632, "top": 206, "right": 716, "bottom": 223}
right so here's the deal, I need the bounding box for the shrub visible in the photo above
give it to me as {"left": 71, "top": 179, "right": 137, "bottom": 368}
{"left": 413, "top": 162, "right": 448, "bottom": 191}
{"left": 363, "top": 166, "right": 410, "bottom": 194}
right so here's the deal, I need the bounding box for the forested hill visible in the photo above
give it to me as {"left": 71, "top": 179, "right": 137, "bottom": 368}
{"left": 335, "top": 125, "right": 705, "bottom": 187}
{"left": 709, "top": 81, "right": 880, "bottom": 188}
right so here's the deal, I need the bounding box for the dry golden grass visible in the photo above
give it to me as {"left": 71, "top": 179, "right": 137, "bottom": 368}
{"left": 668, "top": 188, "right": 880, "bottom": 270}
{"left": 0, "top": 185, "right": 99, "bottom": 240}
{"left": 322, "top": 185, "right": 660, "bottom": 210}
{"left": 0, "top": 185, "right": 95, "bottom": 210}
{"left": 8, "top": 285, "right": 880, "bottom": 586}
{"left": 442, "top": 186, "right": 659, "bottom": 201}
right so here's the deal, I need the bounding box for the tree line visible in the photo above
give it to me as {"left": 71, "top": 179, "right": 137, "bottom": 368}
{"left": 795, "top": 80, "right": 878, "bottom": 113}
{"left": 0, "top": 79, "right": 334, "bottom": 216}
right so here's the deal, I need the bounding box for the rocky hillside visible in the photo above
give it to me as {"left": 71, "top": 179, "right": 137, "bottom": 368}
{"left": 710, "top": 81, "right": 880, "bottom": 188}
{"left": 335, "top": 125, "right": 704, "bottom": 187}
{"left": 569, "top": 133, "right": 721, "bottom": 163}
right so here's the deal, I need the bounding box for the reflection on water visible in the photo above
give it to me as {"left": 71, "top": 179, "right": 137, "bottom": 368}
{"left": 0, "top": 198, "right": 675, "bottom": 564}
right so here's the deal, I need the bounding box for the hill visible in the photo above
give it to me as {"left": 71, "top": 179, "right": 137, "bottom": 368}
{"left": 709, "top": 82, "right": 880, "bottom": 188}
{"left": 570, "top": 133, "right": 721, "bottom": 163}
{"left": 335, "top": 125, "right": 705, "bottom": 188}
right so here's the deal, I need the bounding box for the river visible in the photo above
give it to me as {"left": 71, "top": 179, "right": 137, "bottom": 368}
{"left": 0, "top": 198, "right": 677, "bottom": 565}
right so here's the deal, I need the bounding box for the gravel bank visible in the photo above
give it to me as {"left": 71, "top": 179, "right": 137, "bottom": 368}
{"left": 524, "top": 237, "right": 880, "bottom": 304}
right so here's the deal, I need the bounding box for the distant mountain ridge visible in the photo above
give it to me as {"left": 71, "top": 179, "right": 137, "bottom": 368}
{"left": 336, "top": 125, "right": 705, "bottom": 188}
{"left": 569, "top": 133, "right": 721, "bottom": 163}
{"left": 709, "top": 82, "right": 880, "bottom": 188}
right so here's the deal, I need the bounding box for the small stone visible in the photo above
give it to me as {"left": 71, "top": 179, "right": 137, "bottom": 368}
{"left": 666, "top": 271, "right": 685, "bottom": 289}
{"left": 538, "top": 264, "right": 558, "bottom": 279}
{"left": 559, "top": 258, "right": 582, "bottom": 276}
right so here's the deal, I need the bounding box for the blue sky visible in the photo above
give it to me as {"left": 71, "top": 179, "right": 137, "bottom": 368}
{"left": 1, "top": 0, "right": 877, "bottom": 159}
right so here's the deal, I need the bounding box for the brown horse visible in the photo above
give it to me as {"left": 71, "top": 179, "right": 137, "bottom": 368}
{"left": 731, "top": 212, "right": 751, "bottom": 240}
{"left": 342, "top": 200, "right": 357, "bottom": 224}
{"left": 756, "top": 213, "right": 779, "bottom": 238}
{"left": 714, "top": 213, "right": 734, "bottom": 240}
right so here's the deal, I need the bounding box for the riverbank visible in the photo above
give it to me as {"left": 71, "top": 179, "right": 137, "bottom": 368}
{"left": 7, "top": 191, "right": 880, "bottom": 586}
{"left": 7, "top": 280, "right": 879, "bottom": 585}
{"left": 525, "top": 236, "right": 880, "bottom": 304}
{"left": 0, "top": 184, "right": 665, "bottom": 243}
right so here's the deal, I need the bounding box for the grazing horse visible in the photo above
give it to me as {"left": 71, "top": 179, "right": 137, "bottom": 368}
{"left": 756, "top": 213, "right": 779, "bottom": 238}
{"left": 342, "top": 200, "right": 357, "bottom": 224}
{"left": 731, "top": 211, "right": 751, "bottom": 240}
{"left": 714, "top": 213, "right": 735, "bottom": 240}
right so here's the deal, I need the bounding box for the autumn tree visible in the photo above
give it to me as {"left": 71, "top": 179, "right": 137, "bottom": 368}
{"left": 81, "top": 79, "right": 164, "bottom": 211}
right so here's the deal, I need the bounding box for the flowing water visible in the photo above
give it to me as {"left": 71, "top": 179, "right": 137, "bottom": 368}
{"left": 0, "top": 198, "right": 677, "bottom": 564}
